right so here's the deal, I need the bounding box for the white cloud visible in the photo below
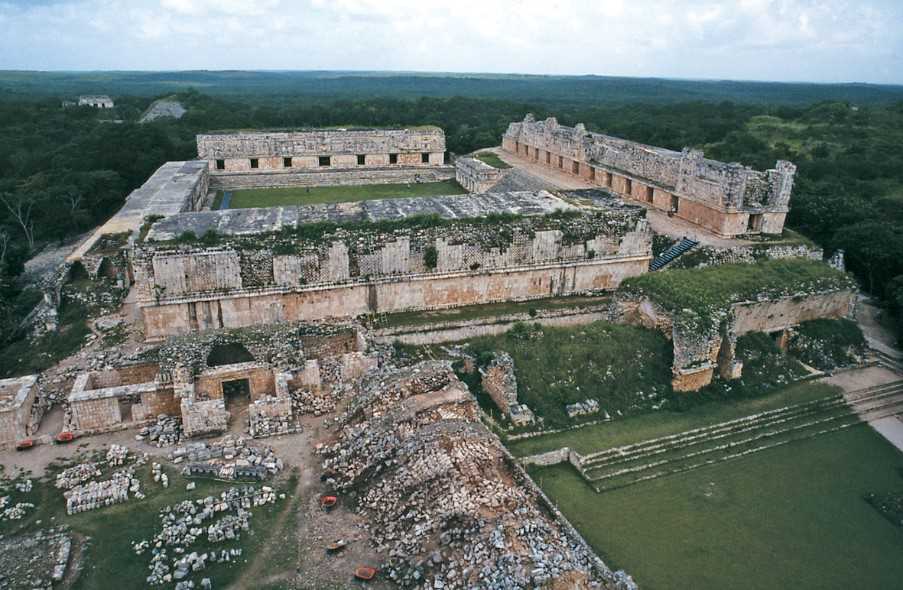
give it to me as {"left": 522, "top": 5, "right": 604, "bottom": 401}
{"left": 0, "top": 0, "right": 899, "bottom": 83}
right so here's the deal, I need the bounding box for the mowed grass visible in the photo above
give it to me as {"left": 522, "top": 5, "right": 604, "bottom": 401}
{"left": 531, "top": 425, "right": 903, "bottom": 590}
{"left": 508, "top": 381, "right": 838, "bottom": 457}
{"left": 228, "top": 179, "right": 466, "bottom": 208}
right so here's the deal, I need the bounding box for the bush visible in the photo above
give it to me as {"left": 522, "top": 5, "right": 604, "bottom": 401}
{"left": 788, "top": 318, "right": 866, "bottom": 370}
{"left": 423, "top": 245, "right": 438, "bottom": 270}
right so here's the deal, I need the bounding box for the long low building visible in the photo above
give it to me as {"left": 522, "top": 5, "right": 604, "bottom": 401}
{"left": 133, "top": 191, "right": 653, "bottom": 340}
{"left": 197, "top": 127, "right": 453, "bottom": 189}
{"left": 502, "top": 115, "right": 796, "bottom": 237}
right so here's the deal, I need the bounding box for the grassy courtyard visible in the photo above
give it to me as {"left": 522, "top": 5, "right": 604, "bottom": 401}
{"left": 223, "top": 179, "right": 466, "bottom": 209}
{"left": 530, "top": 425, "right": 903, "bottom": 590}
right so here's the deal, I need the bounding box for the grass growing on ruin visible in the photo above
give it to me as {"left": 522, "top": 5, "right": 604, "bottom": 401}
{"left": 467, "top": 321, "right": 674, "bottom": 428}
{"left": 474, "top": 152, "right": 512, "bottom": 169}
{"left": 375, "top": 295, "right": 607, "bottom": 329}
{"left": 620, "top": 258, "right": 855, "bottom": 324}
{"left": 507, "top": 381, "right": 838, "bottom": 457}
{"left": 227, "top": 180, "right": 466, "bottom": 208}
{"left": 529, "top": 425, "right": 903, "bottom": 590}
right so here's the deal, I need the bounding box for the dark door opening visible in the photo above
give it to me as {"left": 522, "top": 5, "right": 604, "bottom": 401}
{"left": 747, "top": 214, "right": 763, "bottom": 232}
{"left": 222, "top": 378, "right": 251, "bottom": 427}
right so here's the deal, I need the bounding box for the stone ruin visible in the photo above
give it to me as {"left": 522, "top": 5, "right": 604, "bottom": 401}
{"left": 320, "top": 361, "right": 634, "bottom": 589}
{"left": 134, "top": 191, "right": 652, "bottom": 340}
{"left": 503, "top": 114, "right": 796, "bottom": 238}
{"left": 197, "top": 126, "right": 452, "bottom": 190}
{"left": 479, "top": 352, "right": 535, "bottom": 426}
{"left": 455, "top": 156, "right": 505, "bottom": 192}
{"left": 0, "top": 527, "right": 73, "bottom": 588}
{"left": 0, "top": 374, "right": 38, "bottom": 449}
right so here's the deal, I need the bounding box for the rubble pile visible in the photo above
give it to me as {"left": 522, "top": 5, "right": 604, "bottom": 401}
{"left": 138, "top": 486, "right": 278, "bottom": 586}
{"left": 566, "top": 399, "right": 601, "bottom": 419}
{"left": 290, "top": 388, "right": 337, "bottom": 416}
{"left": 171, "top": 436, "right": 283, "bottom": 481}
{"left": 248, "top": 397, "right": 299, "bottom": 438}
{"left": 137, "top": 414, "right": 183, "bottom": 447}
{"left": 55, "top": 462, "right": 102, "bottom": 490}
{"left": 64, "top": 468, "right": 141, "bottom": 514}
{"left": 320, "top": 361, "right": 609, "bottom": 589}
{"left": 106, "top": 444, "right": 130, "bottom": 466}
{"left": 15, "top": 479, "right": 33, "bottom": 493}
{"left": 0, "top": 496, "right": 35, "bottom": 520}
{"left": 0, "top": 527, "right": 73, "bottom": 588}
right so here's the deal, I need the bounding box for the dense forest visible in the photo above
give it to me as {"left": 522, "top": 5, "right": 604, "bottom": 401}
{"left": 1, "top": 74, "right": 903, "bottom": 345}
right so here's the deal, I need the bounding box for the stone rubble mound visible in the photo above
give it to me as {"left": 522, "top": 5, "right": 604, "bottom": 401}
{"left": 137, "top": 414, "right": 183, "bottom": 447}
{"left": 55, "top": 462, "right": 102, "bottom": 490}
{"left": 320, "top": 361, "right": 607, "bottom": 589}
{"left": 64, "top": 467, "right": 141, "bottom": 514}
{"left": 138, "top": 486, "right": 279, "bottom": 587}
{"left": 171, "top": 436, "right": 283, "bottom": 481}
{"left": 0, "top": 527, "right": 73, "bottom": 589}
{"left": 0, "top": 495, "right": 35, "bottom": 520}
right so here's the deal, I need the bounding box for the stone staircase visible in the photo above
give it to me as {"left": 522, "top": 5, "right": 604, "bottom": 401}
{"left": 649, "top": 237, "right": 699, "bottom": 271}
{"left": 579, "top": 380, "right": 903, "bottom": 493}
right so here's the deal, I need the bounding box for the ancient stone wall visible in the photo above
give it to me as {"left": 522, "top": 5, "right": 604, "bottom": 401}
{"left": 612, "top": 289, "right": 856, "bottom": 391}
{"left": 134, "top": 196, "right": 652, "bottom": 339}
{"left": 197, "top": 127, "right": 447, "bottom": 176}
{"left": 192, "top": 363, "right": 276, "bottom": 401}
{"left": 503, "top": 114, "right": 796, "bottom": 237}
{"left": 209, "top": 166, "right": 455, "bottom": 191}
{"left": 480, "top": 352, "right": 519, "bottom": 414}
{"left": 70, "top": 397, "right": 122, "bottom": 432}
{"left": 455, "top": 157, "right": 504, "bottom": 192}
{"left": 0, "top": 375, "right": 38, "bottom": 447}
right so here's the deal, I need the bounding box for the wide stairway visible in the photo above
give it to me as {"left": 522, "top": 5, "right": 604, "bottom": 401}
{"left": 580, "top": 379, "right": 903, "bottom": 493}
{"left": 650, "top": 237, "right": 699, "bottom": 271}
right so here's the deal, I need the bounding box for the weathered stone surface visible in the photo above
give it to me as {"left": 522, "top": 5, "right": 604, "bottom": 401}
{"left": 455, "top": 156, "right": 504, "bottom": 192}
{"left": 503, "top": 114, "right": 796, "bottom": 237}
{"left": 0, "top": 374, "right": 38, "bottom": 448}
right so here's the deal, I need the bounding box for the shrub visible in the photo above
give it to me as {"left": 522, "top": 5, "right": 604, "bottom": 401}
{"left": 423, "top": 245, "right": 438, "bottom": 270}
{"left": 788, "top": 318, "right": 866, "bottom": 370}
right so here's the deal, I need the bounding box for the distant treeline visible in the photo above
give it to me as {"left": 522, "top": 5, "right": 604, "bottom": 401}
{"left": 1, "top": 86, "right": 902, "bottom": 346}
{"left": 2, "top": 71, "right": 903, "bottom": 106}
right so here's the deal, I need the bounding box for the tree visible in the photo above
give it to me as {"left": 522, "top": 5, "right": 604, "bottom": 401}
{"left": 0, "top": 190, "right": 36, "bottom": 252}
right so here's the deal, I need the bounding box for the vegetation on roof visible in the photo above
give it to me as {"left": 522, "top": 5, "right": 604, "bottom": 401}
{"left": 620, "top": 259, "right": 855, "bottom": 325}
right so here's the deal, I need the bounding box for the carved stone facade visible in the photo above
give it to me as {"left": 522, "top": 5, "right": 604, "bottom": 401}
{"left": 78, "top": 95, "right": 114, "bottom": 108}
{"left": 503, "top": 115, "right": 796, "bottom": 237}
{"left": 197, "top": 127, "right": 450, "bottom": 189}
{"left": 133, "top": 192, "right": 652, "bottom": 340}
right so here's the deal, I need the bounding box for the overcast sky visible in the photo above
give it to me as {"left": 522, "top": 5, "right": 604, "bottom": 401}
{"left": 1, "top": 0, "right": 901, "bottom": 84}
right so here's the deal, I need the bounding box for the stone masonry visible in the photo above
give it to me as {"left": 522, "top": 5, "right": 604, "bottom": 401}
{"left": 0, "top": 375, "right": 38, "bottom": 448}
{"left": 503, "top": 114, "right": 796, "bottom": 237}
{"left": 197, "top": 127, "right": 450, "bottom": 189}
{"left": 455, "top": 156, "right": 505, "bottom": 192}
{"left": 134, "top": 191, "right": 652, "bottom": 340}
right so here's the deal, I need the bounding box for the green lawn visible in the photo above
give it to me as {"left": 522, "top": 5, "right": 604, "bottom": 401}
{"left": 227, "top": 179, "right": 466, "bottom": 208}
{"left": 531, "top": 425, "right": 903, "bottom": 590}
{"left": 474, "top": 152, "right": 512, "bottom": 169}
{"left": 508, "top": 381, "right": 836, "bottom": 457}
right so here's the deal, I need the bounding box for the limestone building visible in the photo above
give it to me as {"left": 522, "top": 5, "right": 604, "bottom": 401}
{"left": 197, "top": 127, "right": 453, "bottom": 189}
{"left": 78, "top": 95, "right": 114, "bottom": 109}
{"left": 502, "top": 115, "right": 796, "bottom": 237}
{"left": 133, "top": 191, "right": 652, "bottom": 340}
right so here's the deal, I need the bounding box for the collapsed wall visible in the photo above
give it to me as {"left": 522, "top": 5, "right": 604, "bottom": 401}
{"left": 613, "top": 259, "right": 857, "bottom": 391}
{"left": 133, "top": 192, "right": 652, "bottom": 340}
{"left": 197, "top": 127, "right": 453, "bottom": 190}
{"left": 320, "top": 361, "right": 633, "bottom": 589}
{"left": 503, "top": 114, "right": 795, "bottom": 237}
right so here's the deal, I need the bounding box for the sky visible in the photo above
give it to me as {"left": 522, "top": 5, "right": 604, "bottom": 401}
{"left": 0, "top": 0, "right": 901, "bottom": 84}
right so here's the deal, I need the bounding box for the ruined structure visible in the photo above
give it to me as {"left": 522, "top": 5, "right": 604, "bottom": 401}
{"left": 321, "top": 361, "right": 634, "bottom": 589}
{"left": 66, "top": 324, "right": 364, "bottom": 438}
{"left": 614, "top": 260, "right": 857, "bottom": 391}
{"left": 503, "top": 115, "right": 796, "bottom": 237}
{"left": 455, "top": 156, "right": 505, "bottom": 192}
{"left": 479, "top": 352, "right": 535, "bottom": 426}
{"left": 197, "top": 127, "right": 453, "bottom": 189}
{"left": 67, "top": 160, "right": 209, "bottom": 269}
{"left": 132, "top": 191, "right": 651, "bottom": 340}
{"left": 0, "top": 375, "right": 38, "bottom": 448}
{"left": 78, "top": 95, "right": 114, "bottom": 108}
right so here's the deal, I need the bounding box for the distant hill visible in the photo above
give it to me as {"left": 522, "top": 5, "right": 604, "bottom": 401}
{"left": 1, "top": 70, "right": 902, "bottom": 106}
